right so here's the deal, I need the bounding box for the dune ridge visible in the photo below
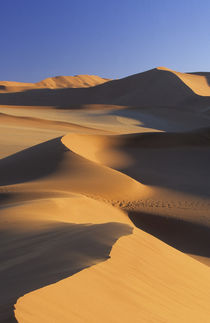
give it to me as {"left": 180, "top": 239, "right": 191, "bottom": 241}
{"left": 157, "top": 66, "right": 210, "bottom": 96}
{"left": 0, "top": 67, "right": 210, "bottom": 108}
{"left": 15, "top": 225, "right": 210, "bottom": 323}
{"left": 35, "top": 75, "right": 110, "bottom": 89}
{"left": 0, "top": 75, "right": 110, "bottom": 93}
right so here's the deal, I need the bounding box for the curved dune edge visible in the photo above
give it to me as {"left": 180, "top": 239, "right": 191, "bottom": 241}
{"left": 2, "top": 130, "right": 209, "bottom": 269}
{"left": 15, "top": 222, "right": 210, "bottom": 323}
{"left": 61, "top": 127, "right": 210, "bottom": 169}
{"left": 158, "top": 67, "right": 210, "bottom": 96}
{"left": 61, "top": 131, "right": 210, "bottom": 208}
{"left": 51, "top": 133, "right": 210, "bottom": 267}
{"left": 0, "top": 195, "right": 132, "bottom": 322}
{"left": 0, "top": 134, "right": 149, "bottom": 202}
{"left": 0, "top": 109, "right": 114, "bottom": 159}
{"left": 61, "top": 132, "right": 134, "bottom": 168}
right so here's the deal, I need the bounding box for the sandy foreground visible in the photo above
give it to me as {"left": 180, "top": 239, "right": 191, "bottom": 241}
{"left": 0, "top": 68, "right": 210, "bottom": 322}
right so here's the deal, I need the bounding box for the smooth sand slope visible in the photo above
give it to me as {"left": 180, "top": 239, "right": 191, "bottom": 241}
{"left": 15, "top": 222, "right": 210, "bottom": 323}
{"left": 0, "top": 110, "right": 110, "bottom": 158}
{"left": 0, "top": 67, "right": 210, "bottom": 322}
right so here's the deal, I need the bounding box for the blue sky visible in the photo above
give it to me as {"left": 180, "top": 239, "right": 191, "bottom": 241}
{"left": 1, "top": 0, "right": 210, "bottom": 82}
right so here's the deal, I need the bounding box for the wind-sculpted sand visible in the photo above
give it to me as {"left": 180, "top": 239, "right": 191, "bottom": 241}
{"left": 0, "top": 75, "right": 110, "bottom": 92}
{"left": 1, "top": 67, "right": 210, "bottom": 322}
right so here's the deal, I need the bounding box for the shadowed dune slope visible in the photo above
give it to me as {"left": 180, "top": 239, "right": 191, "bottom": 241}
{"left": 15, "top": 218, "right": 210, "bottom": 323}
{"left": 0, "top": 110, "right": 111, "bottom": 159}
{"left": 61, "top": 131, "right": 210, "bottom": 263}
{"left": 158, "top": 67, "right": 210, "bottom": 96}
{"left": 0, "top": 196, "right": 132, "bottom": 322}
{"left": 0, "top": 136, "right": 144, "bottom": 201}
{"left": 0, "top": 67, "right": 210, "bottom": 108}
{"left": 1, "top": 131, "right": 210, "bottom": 266}
{"left": 63, "top": 129, "right": 210, "bottom": 198}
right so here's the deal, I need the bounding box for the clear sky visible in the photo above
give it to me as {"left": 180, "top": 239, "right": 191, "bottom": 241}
{"left": 1, "top": 0, "right": 210, "bottom": 82}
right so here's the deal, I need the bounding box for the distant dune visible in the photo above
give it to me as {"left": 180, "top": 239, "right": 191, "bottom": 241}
{"left": 0, "top": 75, "right": 110, "bottom": 93}
{"left": 1, "top": 67, "right": 210, "bottom": 322}
{"left": 0, "top": 67, "right": 210, "bottom": 108}
{"left": 36, "top": 75, "right": 110, "bottom": 89}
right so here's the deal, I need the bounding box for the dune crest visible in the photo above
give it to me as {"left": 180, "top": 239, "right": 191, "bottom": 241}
{"left": 157, "top": 66, "right": 210, "bottom": 96}
{"left": 36, "top": 75, "right": 110, "bottom": 89}
{"left": 0, "top": 75, "right": 110, "bottom": 93}
{"left": 15, "top": 217, "right": 210, "bottom": 323}
{"left": 1, "top": 66, "right": 210, "bottom": 108}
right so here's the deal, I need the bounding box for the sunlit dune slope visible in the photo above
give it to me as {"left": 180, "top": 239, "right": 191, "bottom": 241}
{"left": 62, "top": 129, "right": 210, "bottom": 199}
{"left": 36, "top": 75, "right": 110, "bottom": 89}
{"left": 0, "top": 136, "right": 146, "bottom": 201}
{"left": 0, "top": 196, "right": 132, "bottom": 322}
{"left": 0, "top": 81, "right": 33, "bottom": 92}
{"left": 14, "top": 200, "right": 210, "bottom": 323}
{"left": 0, "top": 75, "right": 109, "bottom": 92}
{"left": 63, "top": 127, "right": 210, "bottom": 163}
{"left": 0, "top": 111, "right": 110, "bottom": 159}
{"left": 61, "top": 131, "right": 210, "bottom": 264}
{"left": 0, "top": 67, "right": 210, "bottom": 108}
{"left": 1, "top": 131, "right": 210, "bottom": 268}
{"left": 158, "top": 66, "right": 210, "bottom": 96}
{"left": 0, "top": 193, "right": 209, "bottom": 323}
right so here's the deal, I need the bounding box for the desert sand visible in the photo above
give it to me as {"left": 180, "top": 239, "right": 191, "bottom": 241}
{"left": 0, "top": 67, "right": 210, "bottom": 322}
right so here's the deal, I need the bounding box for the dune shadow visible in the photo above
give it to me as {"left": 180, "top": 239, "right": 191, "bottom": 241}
{"left": 128, "top": 211, "right": 210, "bottom": 259}
{"left": 122, "top": 147, "right": 210, "bottom": 198}
{"left": 109, "top": 130, "right": 210, "bottom": 198}
{"left": 0, "top": 69, "right": 210, "bottom": 109}
{"left": 0, "top": 221, "right": 132, "bottom": 321}
{"left": 107, "top": 105, "right": 210, "bottom": 132}
{"left": 0, "top": 137, "right": 66, "bottom": 187}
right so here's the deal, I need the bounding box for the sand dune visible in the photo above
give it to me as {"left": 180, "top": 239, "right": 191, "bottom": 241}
{"left": 0, "top": 196, "right": 132, "bottom": 322}
{"left": 0, "top": 81, "right": 34, "bottom": 93}
{"left": 58, "top": 131, "right": 210, "bottom": 260}
{"left": 158, "top": 66, "right": 210, "bottom": 96}
{"left": 0, "top": 110, "right": 111, "bottom": 159}
{"left": 0, "top": 75, "right": 109, "bottom": 93}
{"left": 0, "top": 67, "right": 210, "bottom": 108}
{"left": 0, "top": 136, "right": 145, "bottom": 201}
{"left": 15, "top": 224, "right": 210, "bottom": 323}
{"left": 62, "top": 129, "right": 210, "bottom": 198}
{"left": 1, "top": 67, "right": 210, "bottom": 322}
{"left": 36, "top": 75, "right": 110, "bottom": 89}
